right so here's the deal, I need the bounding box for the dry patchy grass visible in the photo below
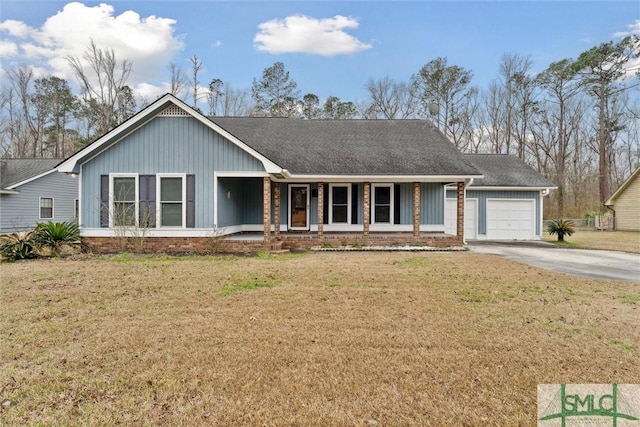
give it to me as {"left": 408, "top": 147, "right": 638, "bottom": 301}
{"left": 1, "top": 252, "right": 638, "bottom": 426}
{"left": 544, "top": 230, "right": 640, "bottom": 253}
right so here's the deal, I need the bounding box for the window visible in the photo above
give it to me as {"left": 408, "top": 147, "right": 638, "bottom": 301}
{"left": 39, "top": 197, "right": 53, "bottom": 219}
{"left": 372, "top": 184, "right": 393, "bottom": 224}
{"left": 159, "top": 176, "right": 184, "bottom": 227}
{"left": 329, "top": 184, "right": 351, "bottom": 224}
{"left": 112, "top": 176, "right": 136, "bottom": 226}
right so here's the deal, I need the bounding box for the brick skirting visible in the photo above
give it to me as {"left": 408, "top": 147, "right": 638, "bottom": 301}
{"left": 83, "top": 233, "right": 462, "bottom": 255}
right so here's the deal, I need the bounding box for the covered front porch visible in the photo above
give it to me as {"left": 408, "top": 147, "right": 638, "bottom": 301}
{"left": 217, "top": 177, "right": 467, "bottom": 252}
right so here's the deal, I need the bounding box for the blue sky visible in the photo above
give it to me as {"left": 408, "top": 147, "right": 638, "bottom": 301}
{"left": 1, "top": 1, "right": 639, "bottom": 107}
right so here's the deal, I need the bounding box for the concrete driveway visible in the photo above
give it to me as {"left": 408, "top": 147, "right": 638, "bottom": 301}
{"left": 467, "top": 241, "right": 640, "bottom": 283}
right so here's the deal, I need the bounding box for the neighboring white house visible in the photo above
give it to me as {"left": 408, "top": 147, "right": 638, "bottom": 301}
{"left": 0, "top": 158, "right": 79, "bottom": 233}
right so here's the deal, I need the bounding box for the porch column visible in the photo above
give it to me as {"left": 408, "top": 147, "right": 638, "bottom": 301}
{"left": 456, "top": 181, "right": 465, "bottom": 242}
{"left": 413, "top": 182, "right": 420, "bottom": 237}
{"left": 363, "top": 182, "right": 370, "bottom": 235}
{"left": 263, "top": 177, "right": 271, "bottom": 247}
{"left": 274, "top": 182, "right": 281, "bottom": 237}
{"left": 317, "top": 182, "right": 324, "bottom": 237}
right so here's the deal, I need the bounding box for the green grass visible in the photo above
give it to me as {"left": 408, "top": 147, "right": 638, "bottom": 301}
{"left": 216, "top": 277, "right": 279, "bottom": 297}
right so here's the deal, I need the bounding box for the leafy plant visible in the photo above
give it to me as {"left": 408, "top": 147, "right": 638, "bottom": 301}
{"left": 547, "top": 219, "right": 576, "bottom": 242}
{"left": 33, "top": 221, "right": 82, "bottom": 256}
{"left": 0, "top": 231, "right": 38, "bottom": 261}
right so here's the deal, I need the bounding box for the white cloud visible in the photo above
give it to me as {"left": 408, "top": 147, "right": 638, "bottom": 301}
{"left": 0, "top": 2, "right": 184, "bottom": 97}
{"left": 613, "top": 20, "right": 640, "bottom": 37}
{"left": 254, "top": 14, "right": 372, "bottom": 56}
{"left": 213, "top": 40, "right": 223, "bottom": 48}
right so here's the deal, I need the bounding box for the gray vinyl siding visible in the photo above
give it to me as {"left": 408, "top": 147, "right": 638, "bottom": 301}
{"left": 81, "top": 116, "right": 265, "bottom": 228}
{"left": 0, "top": 172, "right": 78, "bottom": 233}
{"left": 446, "top": 189, "right": 542, "bottom": 235}
{"left": 421, "top": 183, "right": 444, "bottom": 225}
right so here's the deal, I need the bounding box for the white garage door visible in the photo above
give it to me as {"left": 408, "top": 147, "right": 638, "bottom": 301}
{"left": 486, "top": 199, "right": 535, "bottom": 240}
{"left": 445, "top": 198, "right": 477, "bottom": 239}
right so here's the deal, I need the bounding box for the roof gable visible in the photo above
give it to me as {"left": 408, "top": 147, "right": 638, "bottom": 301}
{"left": 605, "top": 166, "right": 640, "bottom": 205}
{"left": 210, "top": 117, "right": 481, "bottom": 177}
{"left": 56, "top": 94, "right": 282, "bottom": 174}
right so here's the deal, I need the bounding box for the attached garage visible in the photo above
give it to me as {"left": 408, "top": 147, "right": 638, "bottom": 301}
{"left": 486, "top": 199, "right": 535, "bottom": 240}
{"left": 445, "top": 154, "right": 555, "bottom": 241}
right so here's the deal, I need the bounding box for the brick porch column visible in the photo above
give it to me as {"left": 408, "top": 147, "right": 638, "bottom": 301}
{"left": 456, "top": 181, "right": 465, "bottom": 242}
{"left": 413, "top": 182, "right": 420, "bottom": 237}
{"left": 273, "top": 182, "right": 281, "bottom": 237}
{"left": 263, "top": 177, "right": 271, "bottom": 247}
{"left": 363, "top": 182, "right": 370, "bottom": 235}
{"left": 317, "top": 182, "right": 324, "bottom": 237}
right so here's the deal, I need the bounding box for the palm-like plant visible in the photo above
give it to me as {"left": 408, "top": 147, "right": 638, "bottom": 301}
{"left": 33, "top": 221, "right": 81, "bottom": 256}
{"left": 547, "top": 219, "right": 576, "bottom": 242}
{"left": 0, "top": 231, "right": 38, "bottom": 261}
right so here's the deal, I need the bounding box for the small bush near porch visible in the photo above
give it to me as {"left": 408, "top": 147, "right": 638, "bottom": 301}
{"left": 1, "top": 253, "right": 638, "bottom": 425}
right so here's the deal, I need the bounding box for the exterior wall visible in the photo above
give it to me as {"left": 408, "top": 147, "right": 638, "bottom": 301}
{"left": 421, "top": 183, "right": 444, "bottom": 225}
{"left": 0, "top": 172, "right": 78, "bottom": 233}
{"left": 80, "top": 116, "right": 265, "bottom": 229}
{"left": 446, "top": 189, "right": 542, "bottom": 237}
{"left": 611, "top": 176, "right": 640, "bottom": 231}
{"left": 218, "top": 177, "right": 263, "bottom": 227}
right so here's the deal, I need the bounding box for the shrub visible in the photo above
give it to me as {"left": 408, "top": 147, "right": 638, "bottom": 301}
{"left": 0, "top": 231, "right": 38, "bottom": 261}
{"left": 33, "top": 221, "right": 82, "bottom": 257}
{"left": 547, "top": 219, "right": 576, "bottom": 242}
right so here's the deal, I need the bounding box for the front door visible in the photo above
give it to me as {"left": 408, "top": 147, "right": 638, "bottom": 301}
{"left": 289, "top": 185, "right": 309, "bottom": 230}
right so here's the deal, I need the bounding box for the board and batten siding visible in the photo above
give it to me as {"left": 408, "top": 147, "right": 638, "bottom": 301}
{"left": 446, "top": 189, "right": 542, "bottom": 236}
{"left": 81, "top": 116, "right": 266, "bottom": 229}
{"left": 611, "top": 175, "right": 640, "bottom": 231}
{"left": 0, "top": 171, "right": 78, "bottom": 233}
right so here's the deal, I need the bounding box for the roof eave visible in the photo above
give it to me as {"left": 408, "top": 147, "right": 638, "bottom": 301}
{"left": 605, "top": 167, "right": 640, "bottom": 206}
{"left": 272, "top": 174, "right": 484, "bottom": 183}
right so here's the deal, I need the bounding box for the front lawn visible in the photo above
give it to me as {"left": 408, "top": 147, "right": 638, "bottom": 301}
{"left": 1, "top": 252, "right": 638, "bottom": 426}
{"left": 544, "top": 229, "right": 640, "bottom": 253}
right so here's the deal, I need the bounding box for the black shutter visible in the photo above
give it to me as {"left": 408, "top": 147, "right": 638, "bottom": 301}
{"left": 351, "top": 184, "right": 358, "bottom": 224}
{"left": 139, "top": 175, "right": 156, "bottom": 228}
{"left": 100, "top": 175, "right": 109, "bottom": 228}
{"left": 394, "top": 184, "right": 401, "bottom": 224}
{"left": 186, "top": 174, "right": 195, "bottom": 228}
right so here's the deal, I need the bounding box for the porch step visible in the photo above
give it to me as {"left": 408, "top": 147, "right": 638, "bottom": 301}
{"left": 270, "top": 240, "right": 290, "bottom": 253}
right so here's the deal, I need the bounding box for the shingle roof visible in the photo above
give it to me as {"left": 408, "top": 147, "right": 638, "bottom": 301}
{"left": 0, "top": 158, "right": 61, "bottom": 189}
{"left": 210, "top": 117, "right": 481, "bottom": 176}
{"left": 465, "top": 154, "right": 555, "bottom": 187}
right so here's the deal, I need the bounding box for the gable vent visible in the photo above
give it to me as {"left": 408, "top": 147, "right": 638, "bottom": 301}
{"left": 159, "top": 104, "right": 190, "bottom": 116}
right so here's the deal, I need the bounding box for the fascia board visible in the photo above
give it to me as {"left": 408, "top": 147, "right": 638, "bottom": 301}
{"left": 272, "top": 174, "right": 484, "bottom": 183}
{"left": 5, "top": 169, "right": 56, "bottom": 189}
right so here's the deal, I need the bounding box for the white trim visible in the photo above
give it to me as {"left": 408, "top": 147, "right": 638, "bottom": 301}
{"left": 288, "top": 184, "right": 310, "bottom": 230}
{"left": 272, "top": 174, "right": 482, "bottom": 183}
{"left": 6, "top": 169, "right": 56, "bottom": 190}
{"left": 0, "top": 189, "right": 19, "bottom": 194}
{"left": 39, "top": 196, "right": 54, "bottom": 220}
{"left": 371, "top": 183, "right": 394, "bottom": 225}
{"left": 156, "top": 173, "right": 187, "bottom": 228}
{"left": 78, "top": 164, "right": 83, "bottom": 227}
{"left": 109, "top": 173, "right": 139, "bottom": 228}
{"left": 328, "top": 183, "right": 352, "bottom": 225}
{"left": 323, "top": 224, "right": 363, "bottom": 232}
{"left": 446, "top": 185, "right": 556, "bottom": 191}
{"left": 56, "top": 94, "right": 284, "bottom": 175}
{"left": 420, "top": 224, "right": 445, "bottom": 232}
{"left": 216, "top": 171, "right": 269, "bottom": 178}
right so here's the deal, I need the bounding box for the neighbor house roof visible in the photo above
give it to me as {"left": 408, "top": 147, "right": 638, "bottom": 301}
{"left": 463, "top": 154, "right": 555, "bottom": 189}
{"left": 0, "top": 158, "right": 62, "bottom": 190}
{"left": 605, "top": 166, "right": 640, "bottom": 206}
{"left": 211, "top": 117, "right": 481, "bottom": 177}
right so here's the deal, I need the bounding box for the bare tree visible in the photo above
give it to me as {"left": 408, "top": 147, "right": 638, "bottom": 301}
{"left": 364, "top": 77, "right": 417, "bottom": 119}
{"left": 66, "top": 39, "right": 132, "bottom": 138}
{"left": 189, "top": 55, "right": 203, "bottom": 109}
{"left": 168, "top": 61, "right": 187, "bottom": 98}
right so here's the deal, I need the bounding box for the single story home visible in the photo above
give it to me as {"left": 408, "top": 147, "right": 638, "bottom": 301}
{"left": 605, "top": 167, "right": 640, "bottom": 231}
{"left": 0, "top": 158, "right": 79, "bottom": 233}
{"left": 56, "top": 94, "right": 554, "bottom": 253}
{"left": 445, "top": 154, "right": 555, "bottom": 240}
